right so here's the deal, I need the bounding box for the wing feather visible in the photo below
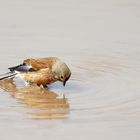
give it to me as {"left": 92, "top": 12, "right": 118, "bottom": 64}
{"left": 8, "top": 64, "right": 34, "bottom": 72}
{"left": 23, "top": 57, "right": 59, "bottom": 70}
{"left": 8, "top": 57, "right": 59, "bottom": 72}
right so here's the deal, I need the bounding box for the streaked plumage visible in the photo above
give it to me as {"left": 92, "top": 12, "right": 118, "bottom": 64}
{"left": 0, "top": 57, "right": 71, "bottom": 87}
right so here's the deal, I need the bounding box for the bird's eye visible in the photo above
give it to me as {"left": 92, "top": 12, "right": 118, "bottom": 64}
{"left": 60, "top": 76, "right": 64, "bottom": 79}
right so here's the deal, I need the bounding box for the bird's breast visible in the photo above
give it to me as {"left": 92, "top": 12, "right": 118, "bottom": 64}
{"left": 21, "top": 70, "right": 56, "bottom": 86}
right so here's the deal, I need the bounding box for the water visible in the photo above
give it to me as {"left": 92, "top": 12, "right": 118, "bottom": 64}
{"left": 0, "top": 0, "right": 140, "bottom": 139}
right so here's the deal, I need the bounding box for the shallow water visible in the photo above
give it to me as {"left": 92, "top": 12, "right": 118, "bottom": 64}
{"left": 0, "top": 0, "right": 140, "bottom": 140}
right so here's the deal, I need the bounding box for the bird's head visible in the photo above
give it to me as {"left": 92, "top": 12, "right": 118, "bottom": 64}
{"left": 52, "top": 61, "right": 71, "bottom": 86}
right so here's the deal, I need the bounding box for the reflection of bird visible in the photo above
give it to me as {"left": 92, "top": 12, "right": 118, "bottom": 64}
{"left": 0, "top": 57, "right": 71, "bottom": 87}
{"left": 0, "top": 79, "right": 69, "bottom": 120}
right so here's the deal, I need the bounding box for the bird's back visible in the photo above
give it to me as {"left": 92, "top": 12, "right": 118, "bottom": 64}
{"left": 23, "top": 57, "right": 59, "bottom": 70}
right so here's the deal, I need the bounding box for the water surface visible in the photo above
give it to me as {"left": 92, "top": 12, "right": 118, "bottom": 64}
{"left": 0, "top": 0, "right": 140, "bottom": 140}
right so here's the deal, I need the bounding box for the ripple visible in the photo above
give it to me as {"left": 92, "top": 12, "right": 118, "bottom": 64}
{"left": 62, "top": 55, "right": 140, "bottom": 122}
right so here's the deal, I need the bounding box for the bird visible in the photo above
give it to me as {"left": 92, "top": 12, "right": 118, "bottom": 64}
{"left": 0, "top": 57, "right": 71, "bottom": 87}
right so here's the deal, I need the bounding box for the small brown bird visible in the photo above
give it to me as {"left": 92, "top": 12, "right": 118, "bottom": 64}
{"left": 0, "top": 57, "right": 71, "bottom": 87}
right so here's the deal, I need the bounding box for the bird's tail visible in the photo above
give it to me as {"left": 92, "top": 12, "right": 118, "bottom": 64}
{"left": 0, "top": 72, "right": 17, "bottom": 81}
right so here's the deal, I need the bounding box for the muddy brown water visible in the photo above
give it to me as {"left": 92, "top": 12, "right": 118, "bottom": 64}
{"left": 0, "top": 0, "right": 140, "bottom": 140}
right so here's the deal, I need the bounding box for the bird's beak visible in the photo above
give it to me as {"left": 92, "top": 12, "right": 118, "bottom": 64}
{"left": 63, "top": 80, "right": 66, "bottom": 86}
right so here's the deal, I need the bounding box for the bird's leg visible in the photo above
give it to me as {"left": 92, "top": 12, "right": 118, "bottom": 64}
{"left": 24, "top": 81, "right": 29, "bottom": 86}
{"left": 56, "top": 92, "right": 65, "bottom": 99}
{"left": 39, "top": 84, "right": 48, "bottom": 89}
{"left": 40, "top": 84, "right": 44, "bottom": 89}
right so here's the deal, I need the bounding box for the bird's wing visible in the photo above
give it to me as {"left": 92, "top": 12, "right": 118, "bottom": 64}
{"left": 8, "top": 63, "right": 35, "bottom": 72}
{"left": 8, "top": 57, "right": 59, "bottom": 72}
{"left": 23, "top": 57, "right": 59, "bottom": 70}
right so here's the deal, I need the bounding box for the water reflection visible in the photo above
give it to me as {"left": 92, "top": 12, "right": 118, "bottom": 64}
{"left": 0, "top": 79, "right": 69, "bottom": 120}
